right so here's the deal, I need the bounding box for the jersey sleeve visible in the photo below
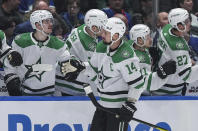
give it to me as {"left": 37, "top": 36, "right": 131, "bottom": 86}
{"left": 0, "top": 31, "right": 12, "bottom": 63}
{"left": 3, "top": 40, "right": 22, "bottom": 75}
{"left": 144, "top": 71, "right": 169, "bottom": 91}
{"left": 56, "top": 44, "right": 73, "bottom": 62}
{"left": 119, "top": 56, "right": 145, "bottom": 101}
{"left": 82, "top": 52, "right": 99, "bottom": 82}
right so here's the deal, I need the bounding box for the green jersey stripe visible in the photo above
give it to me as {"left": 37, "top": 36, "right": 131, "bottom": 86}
{"left": 146, "top": 73, "right": 152, "bottom": 91}
{"left": 134, "top": 82, "right": 144, "bottom": 89}
{"left": 23, "top": 91, "right": 54, "bottom": 96}
{"left": 100, "top": 97, "right": 127, "bottom": 102}
{"left": 153, "top": 88, "right": 183, "bottom": 94}
{"left": 182, "top": 68, "right": 191, "bottom": 81}
{"left": 55, "top": 82, "right": 84, "bottom": 92}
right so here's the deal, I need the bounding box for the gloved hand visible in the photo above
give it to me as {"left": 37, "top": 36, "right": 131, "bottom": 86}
{"left": 4, "top": 73, "right": 22, "bottom": 96}
{"left": 7, "top": 51, "right": 23, "bottom": 67}
{"left": 118, "top": 101, "right": 137, "bottom": 122}
{"left": 157, "top": 60, "right": 176, "bottom": 79}
{"left": 60, "top": 59, "right": 85, "bottom": 81}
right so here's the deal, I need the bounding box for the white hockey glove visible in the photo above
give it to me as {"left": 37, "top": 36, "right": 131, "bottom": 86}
{"left": 60, "top": 59, "right": 85, "bottom": 81}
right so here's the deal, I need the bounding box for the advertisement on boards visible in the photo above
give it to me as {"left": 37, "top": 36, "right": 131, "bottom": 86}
{"left": 0, "top": 96, "right": 198, "bottom": 131}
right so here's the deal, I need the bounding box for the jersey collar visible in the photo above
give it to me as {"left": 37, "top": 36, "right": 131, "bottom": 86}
{"left": 30, "top": 32, "right": 50, "bottom": 47}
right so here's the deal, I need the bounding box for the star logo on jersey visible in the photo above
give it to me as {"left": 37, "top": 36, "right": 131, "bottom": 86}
{"left": 176, "top": 42, "right": 184, "bottom": 49}
{"left": 24, "top": 58, "right": 45, "bottom": 82}
{"left": 97, "top": 66, "right": 112, "bottom": 89}
{"left": 139, "top": 55, "right": 146, "bottom": 63}
{"left": 88, "top": 41, "right": 97, "bottom": 51}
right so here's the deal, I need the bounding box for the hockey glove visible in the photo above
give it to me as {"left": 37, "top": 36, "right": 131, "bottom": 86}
{"left": 60, "top": 59, "right": 85, "bottom": 81}
{"left": 119, "top": 101, "right": 137, "bottom": 122}
{"left": 157, "top": 60, "right": 176, "bottom": 79}
{"left": 7, "top": 51, "right": 23, "bottom": 67}
{"left": 4, "top": 73, "right": 22, "bottom": 96}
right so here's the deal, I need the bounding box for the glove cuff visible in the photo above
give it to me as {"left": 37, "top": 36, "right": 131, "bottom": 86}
{"left": 157, "top": 66, "right": 167, "bottom": 79}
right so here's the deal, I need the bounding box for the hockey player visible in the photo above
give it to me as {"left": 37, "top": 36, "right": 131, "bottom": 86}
{"left": 3, "top": 10, "right": 84, "bottom": 96}
{"left": 152, "top": 8, "right": 197, "bottom": 95}
{"left": 84, "top": 17, "right": 141, "bottom": 131}
{"left": 55, "top": 9, "right": 108, "bottom": 96}
{"left": 128, "top": 24, "right": 176, "bottom": 95}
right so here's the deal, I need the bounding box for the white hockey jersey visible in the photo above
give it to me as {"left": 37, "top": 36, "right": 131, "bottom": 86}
{"left": 152, "top": 24, "right": 192, "bottom": 95}
{"left": 0, "top": 30, "right": 12, "bottom": 62}
{"left": 55, "top": 24, "right": 98, "bottom": 96}
{"left": 4, "top": 32, "right": 71, "bottom": 96}
{"left": 83, "top": 40, "right": 145, "bottom": 108}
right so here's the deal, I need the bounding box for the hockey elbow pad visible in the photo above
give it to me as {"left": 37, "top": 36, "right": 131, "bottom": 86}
{"left": 157, "top": 60, "right": 176, "bottom": 79}
{"left": 4, "top": 73, "right": 22, "bottom": 96}
{"left": 7, "top": 51, "right": 23, "bottom": 67}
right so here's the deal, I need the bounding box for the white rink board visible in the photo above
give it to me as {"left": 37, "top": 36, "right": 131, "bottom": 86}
{"left": 1, "top": 96, "right": 198, "bottom": 131}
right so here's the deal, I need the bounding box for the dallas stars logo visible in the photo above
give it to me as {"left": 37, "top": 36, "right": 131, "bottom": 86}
{"left": 139, "top": 55, "right": 145, "bottom": 63}
{"left": 97, "top": 66, "right": 112, "bottom": 89}
{"left": 24, "top": 58, "right": 45, "bottom": 81}
{"left": 88, "top": 41, "right": 97, "bottom": 51}
{"left": 176, "top": 42, "right": 184, "bottom": 49}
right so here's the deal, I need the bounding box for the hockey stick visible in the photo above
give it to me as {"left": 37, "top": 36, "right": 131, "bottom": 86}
{"left": 84, "top": 86, "right": 168, "bottom": 131}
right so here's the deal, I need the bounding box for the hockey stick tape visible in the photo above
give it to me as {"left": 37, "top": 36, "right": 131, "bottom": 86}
{"left": 84, "top": 85, "right": 93, "bottom": 95}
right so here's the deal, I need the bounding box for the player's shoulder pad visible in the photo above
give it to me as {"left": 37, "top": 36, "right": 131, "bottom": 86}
{"left": 112, "top": 41, "right": 134, "bottom": 63}
{"left": 127, "top": 40, "right": 134, "bottom": 46}
{"left": 96, "top": 41, "right": 107, "bottom": 53}
{"left": 14, "top": 33, "right": 34, "bottom": 48}
{"left": 46, "top": 36, "right": 65, "bottom": 50}
{"left": 162, "top": 24, "right": 189, "bottom": 51}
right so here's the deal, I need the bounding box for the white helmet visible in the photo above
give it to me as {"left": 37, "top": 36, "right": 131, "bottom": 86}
{"left": 168, "top": 8, "right": 189, "bottom": 32}
{"left": 129, "top": 24, "right": 150, "bottom": 47}
{"left": 30, "top": 10, "right": 53, "bottom": 31}
{"left": 84, "top": 9, "right": 108, "bottom": 34}
{"left": 104, "top": 17, "right": 126, "bottom": 46}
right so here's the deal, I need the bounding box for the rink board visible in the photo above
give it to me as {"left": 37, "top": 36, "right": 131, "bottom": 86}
{"left": 0, "top": 96, "right": 198, "bottom": 131}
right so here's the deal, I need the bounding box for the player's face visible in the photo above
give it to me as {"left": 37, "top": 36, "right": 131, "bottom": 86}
{"left": 177, "top": 18, "right": 191, "bottom": 33}
{"left": 42, "top": 18, "right": 53, "bottom": 34}
{"left": 101, "top": 30, "right": 111, "bottom": 44}
{"left": 144, "top": 34, "right": 152, "bottom": 48}
{"left": 92, "top": 25, "right": 100, "bottom": 34}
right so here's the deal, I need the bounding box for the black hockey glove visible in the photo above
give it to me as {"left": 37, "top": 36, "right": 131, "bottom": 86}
{"left": 119, "top": 101, "right": 137, "bottom": 122}
{"left": 7, "top": 51, "right": 23, "bottom": 67}
{"left": 157, "top": 60, "right": 176, "bottom": 79}
{"left": 4, "top": 73, "right": 22, "bottom": 96}
{"left": 60, "top": 59, "right": 85, "bottom": 81}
